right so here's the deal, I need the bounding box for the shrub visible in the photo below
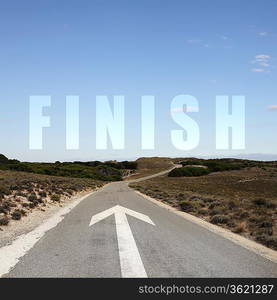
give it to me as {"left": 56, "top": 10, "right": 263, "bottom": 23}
{"left": 228, "top": 200, "right": 239, "bottom": 209}
{"left": 0, "top": 205, "right": 8, "bottom": 214}
{"left": 210, "top": 215, "right": 230, "bottom": 224}
{"left": 29, "top": 202, "right": 35, "bottom": 208}
{"left": 259, "top": 221, "right": 273, "bottom": 228}
{"left": 239, "top": 211, "right": 249, "bottom": 218}
{"left": 255, "top": 227, "right": 273, "bottom": 236}
{"left": 0, "top": 215, "right": 9, "bottom": 225}
{"left": 248, "top": 215, "right": 264, "bottom": 224}
{"left": 38, "top": 191, "right": 47, "bottom": 197}
{"left": 265, "top": 201, "right": 276, "bottom": 209}
{"left": 180, "top": 200, "right": 201, "bottom": 212}
{"left": 209, "top": 207, "right": 224, "bottom": 216}
{"left": 20, "top": 209, "right": 26, "bottom": 216}
{"left": 168, "top": 167, "right": 210, "bottom": 177}
{"left": 36, "top": 197, "right": 43, "bottom": 203}
{"left": 205, "top": 161, "right": 242, "bottom": 172}
{"left": 202, "top": 197, "right": 215, "bottom": 203}
{"left": 208, "top": 202, "right": 220, "bottom": 209}
{"left": 255, "top": 235, "right": 277, "bottom": 250}
{"left": 51, "top": 194, "right": 61, "bottom": 202}
{"left": 11, "top": 210, "right": 22, "bottom": 220}
{"left": 179, "top": 200, "right": 193, "bottom": 212}
{"left": 10, "top": 185, "right": 20, "bottom": 190}
{"left": 0, "top": 201, "right": 11, "bottom": 214}
{"left": 28, "top": 193, "right": 38, "bottom": 202}
{"left": 0, "top": 154, "right": 9, "bottom": 163}
{"left": 252, "top": 198, "right": 267, "bottom": 206}
{"left": 181, "top": 160, "right": 203, "bottom": 166}
{"left": 67, "top": 189, "right": 73, "bottom": 195}
{"left": 0, "top": 185, "right": 10, "bottom": 196}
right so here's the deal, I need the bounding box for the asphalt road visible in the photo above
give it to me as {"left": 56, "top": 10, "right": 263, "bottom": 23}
{"left": 3, "top": 174, "right": 277, "bottom": 277}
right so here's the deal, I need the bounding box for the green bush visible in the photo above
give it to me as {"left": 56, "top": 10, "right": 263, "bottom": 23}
{"left": 28, "top": 193, "right": 38, "bottom": 202}
{"left": 0, "top": 185, "right": 10, "bottom": 196}
{"left": 179, "top": 200, "right": 201, "bottom": 212}
{"left": 252, "top": 198, "right": 267, "bottom": 206}
{"left": 255, "top": 235, "right": 277, "bottom": 250}
{"left": 39, "top": 191, "right": 47, "bottom": 197}
{"left": 205, "top": 161, "right": 242, "bottom": 172}
{"left": 0, "top": 154, "right": 9, "bottom": 164}
{"left": 179, "top": 200, "right": 194, "bottom": 211}
{"left": 11, "top": 210, "right": 22, "bottom": 220}
{"left": 180, "top": 160, "right": 203, "bottom": 166}
{"left": 168, "top": 167, "right": 210, "bottom": 177}
{"left": 251, "top": 198, "right": 276, "bottom": 209}
{"left": 210, "top": 215, "right": 230, "bottom": 224}
{"left": 0, "top": 200, "right": 12, "bottom": 214}
{"left": 0, "top": 154, "right": 140, "bottom": 182}
{"left": 51, "top": 194, "right": 61, "bottom": 202}
{"left": 0, "top": 215, "right": 9, "bottom": 225}
{"left": 180, "top": 159, "right": 244, "bottom": 172}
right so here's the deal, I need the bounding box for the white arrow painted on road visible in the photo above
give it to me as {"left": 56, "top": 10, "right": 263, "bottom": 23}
{"left": 89, "top": 205, "right": 155, "bottom": 278}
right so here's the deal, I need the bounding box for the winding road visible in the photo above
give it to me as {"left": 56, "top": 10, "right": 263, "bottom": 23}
{"left": 1, "top": 169, "right": 277, "bottom": 278}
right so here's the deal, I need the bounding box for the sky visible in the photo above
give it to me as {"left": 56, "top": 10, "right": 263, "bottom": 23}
{"left": 0, "top": 0, "right": 276, "bottom": 162}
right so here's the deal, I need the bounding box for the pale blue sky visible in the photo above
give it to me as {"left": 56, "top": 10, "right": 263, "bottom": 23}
{"left": 0, "top": 0, "right": 276, "bottom": 162}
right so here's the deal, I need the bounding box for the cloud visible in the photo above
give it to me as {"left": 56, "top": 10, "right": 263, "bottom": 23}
{"left": 259, "top": 62, "right": 269, "bottom": 67}
{"left": 259, "top": 32, "right": 268, "bottom": 36}
{"left": 251, "top": 68, "right": 265, "bottom": 73}
{"left": 255, "top": 54, "right": 271, "bottom": 61}
{"left": 251, "top": 54, "right": 272, "bottom": 72}
{"left": 267, "top": 105, "right": 277, "bottom": 110}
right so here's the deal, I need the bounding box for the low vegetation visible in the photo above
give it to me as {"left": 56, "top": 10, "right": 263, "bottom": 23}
{"left": 169, "top": 167, "right": 209, "bottom": 177}
{"left": 168, "top": 158, "right": 274, "bottom": 177}
{"left": 0, "top": 169, "right": 105, "bottom": 227}
{"left": 130, "top": 160, "right": 277, "bottom": 250}
{"left": 0, "top": 154, "right": 137, "bottom": 181}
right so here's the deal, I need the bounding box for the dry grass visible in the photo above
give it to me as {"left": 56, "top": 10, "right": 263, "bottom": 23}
{"left": 130, "top": 166, "right": 277, "bottom": 250}
{"left": 0, "top": 170, "right": 104, "bottom": 227}
{"left": 136, "top": 157, "right": 173, "bottom": 169}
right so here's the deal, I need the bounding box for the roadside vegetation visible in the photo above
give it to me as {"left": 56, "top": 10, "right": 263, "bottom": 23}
{"left": 130, "top": 158, "right": 277, "bottom": 250}
{"left": 0, "top": 169, "right": 105, "bottom": 227}
{"left": 169, "top": 167, "right": 209, "bottom": 177}
{"left": 168, "top": 158, "right": 273, "bottom": 177}
{"left": 0, "top": 153, "right": 138, "bottom": 228}
{"left": 0, "top": 154, "right": 137, "bottom": 181}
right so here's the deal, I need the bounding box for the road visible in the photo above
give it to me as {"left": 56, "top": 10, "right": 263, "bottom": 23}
{"left": 2, "top": 171, "right": 277, "bottom": 277}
